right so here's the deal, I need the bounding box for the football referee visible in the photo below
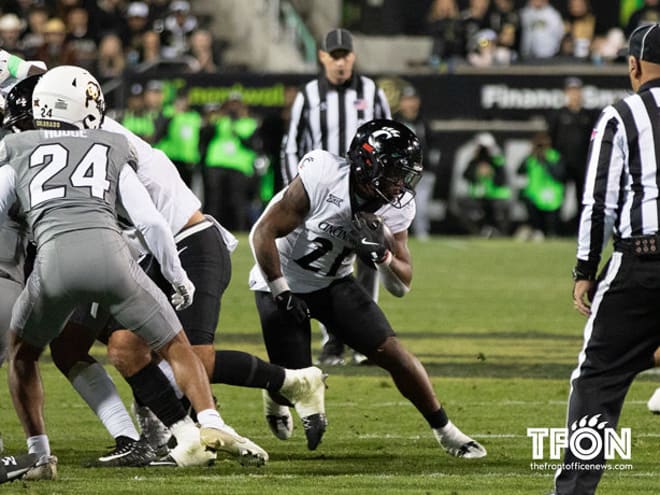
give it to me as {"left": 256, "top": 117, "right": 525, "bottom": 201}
{"left": 281, "top": 28, "right": 391, "bottom": 366}
{"left": 554, "top": 23, "right": 660, "bottom": 495}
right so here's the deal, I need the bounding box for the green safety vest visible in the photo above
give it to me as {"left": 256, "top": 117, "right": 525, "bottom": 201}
{"left": 204, "top": 116, "right": 258, "bottom": 176}
{"left": 260, "top": 165, "right": 274, "bottom": 203}
{"left": 467, "top": 155, "right": 512, "bottom": 200}
{"left": 155, "top": 111, "right": 201, "bottom": 164}
{"left": 121, "top": 111, "right": 156, "bottom": 141}
{"left": 521, "top": 149, "right": 565, "bottom": 211}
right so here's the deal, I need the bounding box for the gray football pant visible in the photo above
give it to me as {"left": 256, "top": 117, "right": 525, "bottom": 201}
{"left": 11, "top": 229, "right": 181, "bottom": 351}
{"left": 0, "top": 277, "right": 22, "bottom": 365}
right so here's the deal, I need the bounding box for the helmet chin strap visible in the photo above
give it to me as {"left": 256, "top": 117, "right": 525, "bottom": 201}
{"left": 349, "top": 173, "right": 385, "bottom": 213}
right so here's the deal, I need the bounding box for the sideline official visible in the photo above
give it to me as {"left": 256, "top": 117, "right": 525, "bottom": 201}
{"left": 555, "top": 23, "right": 660, "bottom": 495}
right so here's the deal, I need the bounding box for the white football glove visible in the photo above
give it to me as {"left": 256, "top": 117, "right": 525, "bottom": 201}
{"left": 171, "top": 277, "right": 195, "bottom": 311}
{"left": 0, "top": 50, "right": 12, "bottom": 85}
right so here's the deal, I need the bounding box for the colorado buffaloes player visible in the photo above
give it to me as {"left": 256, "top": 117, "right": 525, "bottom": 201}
{"left": 0, "top": 65, "right": 248, "bottom": 475}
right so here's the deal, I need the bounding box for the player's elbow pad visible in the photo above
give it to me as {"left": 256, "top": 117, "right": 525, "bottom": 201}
{"left": 377, "top": 262, "right": 410, "bottom": 297}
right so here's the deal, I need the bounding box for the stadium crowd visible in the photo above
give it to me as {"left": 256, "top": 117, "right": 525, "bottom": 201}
{"left": 0, "top": 1, "right": 647, "bottom": 242}
{"left": 345, "top": 0, "right": 654, "bottom": 68}
{"left": 0, "top": 0, "right": 223, "bottom": 81}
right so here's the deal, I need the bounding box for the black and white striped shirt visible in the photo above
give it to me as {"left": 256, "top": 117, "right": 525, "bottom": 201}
{"left": 281, "top": 74, "right": 391, "bottom": 184}
{"left": 577, "top": 80, "right": 660, "bottom": 274}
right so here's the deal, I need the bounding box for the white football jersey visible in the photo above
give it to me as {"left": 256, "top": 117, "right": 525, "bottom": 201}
{"left": 102, "top": 117, "right": 237, "bottom": 253}
{"left": 249, "top": 149, "right": 415, "bottom": 293}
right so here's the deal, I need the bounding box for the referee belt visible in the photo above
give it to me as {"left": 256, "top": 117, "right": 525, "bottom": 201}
{"left": 614, "top": 234, "right": 660, "bottom": 257}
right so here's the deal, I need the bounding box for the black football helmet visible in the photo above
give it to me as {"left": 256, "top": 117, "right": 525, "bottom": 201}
{"left": 3, "top": 75, "right": 41, "bottom": 132}
{"left": 347, "top": 119, "right": 423, "bottom": 208}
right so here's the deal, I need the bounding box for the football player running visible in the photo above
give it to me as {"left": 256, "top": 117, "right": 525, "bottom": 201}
{"left": 249, "top": 119, "right": 487, "bottom": 458}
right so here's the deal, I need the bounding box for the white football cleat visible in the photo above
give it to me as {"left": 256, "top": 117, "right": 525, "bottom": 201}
{"left": 433, "top": 421, "right": 487, "bottom": 459}
{"left": 23, "top": 455, "right": 58, "bottom": 481}
{"left": 162, "top": 416, "right": 215, "bottom": 467}
{"left": 262, "top": 390, "right": 293, "bottom": 440}
{"left": 647, "top": 387, "right": 660, "bottom": 413}
{"left": 200, "top": 424, "right": 268, "bottom": 467}
{"left": 162, "top": 442, "right": 216, "bottom": 468}
{"left": 279, "top": 366, "right": 328, "bottom": 450}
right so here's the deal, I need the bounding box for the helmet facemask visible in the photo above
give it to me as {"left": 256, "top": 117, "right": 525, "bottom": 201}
{"left": 349, "top": 120, "right": 423, "bottom": 209}
{"left": 3, "top": 75, "right": 41, "bottom": 133}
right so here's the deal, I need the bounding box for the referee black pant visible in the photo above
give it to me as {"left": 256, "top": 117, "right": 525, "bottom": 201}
{"left": 555, "top": 252, "right": 660, "bottom": 495}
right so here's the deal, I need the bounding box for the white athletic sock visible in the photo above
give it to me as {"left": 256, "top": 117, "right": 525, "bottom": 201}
{"left": 27, "top": 434, "right": 50, "bottom": 458}
{"left": 157, "top": 360, "right": 183, "bottom": 399}
{"left": 68, "top": 361, "right": 139, "bottom": 441}
{"left": 197, "top": 409, "right": 224, "bottom": 430}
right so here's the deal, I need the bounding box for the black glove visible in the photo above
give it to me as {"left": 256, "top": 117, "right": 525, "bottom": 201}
{"left": 349, "top": 211, "right": 388, "bottom": 267}
{"left": 274, "top": 290, "right": 310, "bottom": 323}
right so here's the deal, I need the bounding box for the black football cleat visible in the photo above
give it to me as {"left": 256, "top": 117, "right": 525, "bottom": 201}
{"left": 301, "top": 413, "right": 328, "bottom": 451}
{"left": 0, "top": 453, "right": 40, "bottom": 483}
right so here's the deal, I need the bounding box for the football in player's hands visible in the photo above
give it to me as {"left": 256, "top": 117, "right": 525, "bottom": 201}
{"left": 350, "top": 211, "right": 391, "bottom": 265}
{"left": 381, "top": 221, "right": 396, "bottom": 253}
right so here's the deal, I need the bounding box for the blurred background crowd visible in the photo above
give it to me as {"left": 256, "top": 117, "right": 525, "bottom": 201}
{"left": 0, "top": 0, "right": 654, "bottom": 239}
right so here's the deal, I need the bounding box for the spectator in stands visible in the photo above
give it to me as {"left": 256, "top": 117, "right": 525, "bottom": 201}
{"left": 55, "top": 0, "right": 83, "bottom": 18}
{"left": 148, "top": 0, "right": 173, "bottom": 23}
{"left": 625, "top": 0, "right": 660, "bottom": 37}
{"left": 123, "top": 2, "right": 152, "bottom": 66}
{"left": 95, "top": 33, "right": 126, "bottom": 83}
{"left": 462, "top": 133, "right": 511, "bottom": 237}
{"left": 120, "top": 83, "right": 148, "bottom": 137}
{"left": 426, "top": 0, "right": 465, "bottom": 66}
{"left": 35, "top": 17, "right": 78, "bottom": 67}
{"left": 88, "top": 0, "right": 125, "bottom": 39}
{"left": 517, "top": 131, "right": 566, "bottom": 240}
{"left": 496, "top": 23, "right": 518, "bottom": 63}
{"left": 519, "top": 0, "right": 564, "bottom": 60}
{"left": 154, "top": 89, "right": 202, "bottom": 187}
{"left": 0, "top": 13, "right": 26, "bottom": 57}
{"left": 200, "top": 92, "right": 258, "bottom": 231}
{"left": 160, "top": 0, "right": 198, "bottom": 59}
{"left": 394, "top": 84, "right": 438, "bottom": 241}
{"left": 120, "top": 79, "right": 165, "bottom": 145}
{"left": 546, "top": 77, "right": 597, "bottom": 230}
{"left": 591, "top": 27, "right": 626, "bottom": 64}
{"left": 187, "top": 29, "right": 220, "bottom": 72}
{"left": 20, "top": 5, "right": 49, "bottom": 59}
{"left": 65, "top": 6, "right": 98, "bottom": 70}
{"left": 461, "top": 0, "right": 492, "bottom": 56}
{"left": 134, "top": 29, "right": 161, "bottom": 66}
{"left": 467, "top": 28, "right": 514, "bottom": 66}
{"left": 489, "top": 0, "right": 520, "bottom": 53}
{"left": 143, "top": 79, "right": 165, "bottom": 114}
{"left": 565, "top": 0, "right": 596, "bottom": 61}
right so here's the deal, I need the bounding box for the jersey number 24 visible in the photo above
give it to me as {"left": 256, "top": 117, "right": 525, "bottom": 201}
{"left": 29, "top": 143, "right": 111, "bottom": 207}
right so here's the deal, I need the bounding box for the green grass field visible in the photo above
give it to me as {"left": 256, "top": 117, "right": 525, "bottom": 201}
{"left": 0, "top": 236, "right": 657, "bottom": 494}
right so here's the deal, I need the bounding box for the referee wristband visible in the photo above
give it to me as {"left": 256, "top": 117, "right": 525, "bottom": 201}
{"left": 267, "top": 276, "right": 290, "bottom": 298}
